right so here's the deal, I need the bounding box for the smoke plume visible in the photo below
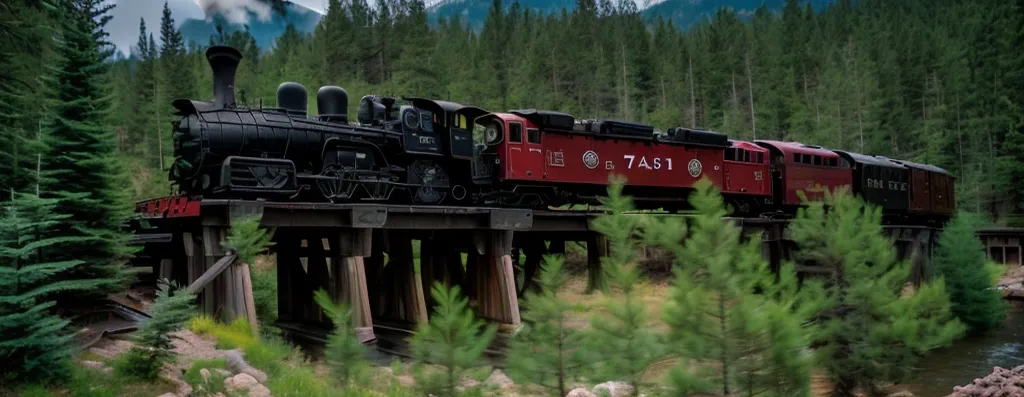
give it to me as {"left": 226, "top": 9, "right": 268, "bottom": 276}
{"left": 195, "top": 0, "right": 273, "bottom": 25}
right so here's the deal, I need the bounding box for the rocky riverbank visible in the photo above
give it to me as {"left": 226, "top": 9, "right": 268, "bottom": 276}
{"left": 947, "top": 364, "right": 1024, "bottom": 396}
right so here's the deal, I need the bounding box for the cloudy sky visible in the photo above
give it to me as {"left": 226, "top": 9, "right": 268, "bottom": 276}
{"left": 108, "top": 0, "right": 330, "bottom": 56}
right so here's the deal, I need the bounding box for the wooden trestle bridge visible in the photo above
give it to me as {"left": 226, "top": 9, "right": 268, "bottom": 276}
{"left": 129, "top": 200, "right": 1022, "bottom": 347}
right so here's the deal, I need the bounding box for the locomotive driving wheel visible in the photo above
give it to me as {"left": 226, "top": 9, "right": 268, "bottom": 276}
{"left": 408, "top": 160, "right": 450, "bottom": 205}
{"left": 317, "top": 163, "right": 358, "bottom": 202}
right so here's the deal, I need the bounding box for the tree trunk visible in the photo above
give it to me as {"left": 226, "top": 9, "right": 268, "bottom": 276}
{"left": 689, "top": 55, "right": 696, "bottom": 129}
{"left": 621, "top": 43, "right": 629, "bottom": 120}
{"left": 745, "top": 54, "right": 757, "bottom": 140}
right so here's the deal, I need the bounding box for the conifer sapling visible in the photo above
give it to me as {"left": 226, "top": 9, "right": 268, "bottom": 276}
{"left": 651, "top": 179, "right": 818, "bottom": 397}
{"left": 933, "top": 212, "right": 1007, "bottom": 333}
{"left": 788, "top": 188, "right": 965, "bottom": 396}
{"left": 505, "top": 254, "right": 589, "bottom": 396}
{"left": 0, "top": 192, "right": 99, "bottom": 383}
{"left": 410, "top": 282, "right": 498, "bottom": 397}
{"left": 314, "top": 288, "right": 368, "bottom": 388}
{"left": 585, "top": 175, "right": 664, "bottom": 396}
{"left": 117, "top": 279, "right": 196, "bottom": 381}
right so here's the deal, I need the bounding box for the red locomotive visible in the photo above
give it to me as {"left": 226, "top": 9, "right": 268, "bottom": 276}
{"left": 137, "top": 45, "right": 955, "bottom": 222}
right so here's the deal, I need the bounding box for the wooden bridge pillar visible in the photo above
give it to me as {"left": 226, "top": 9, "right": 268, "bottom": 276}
{"left": 373, "top": 231, "right": 428, "bottom": 324}
{"left": 419, "top": 235, "right": 467, "bottom": 311}
{"left": 328, "top": 228, "right": 375, "bottom": 343}
{"left": 586, "top": 234, "right": 609, "bottom": 294}
{"left": 469, "top": 230, "right": 520, "bottom": 327}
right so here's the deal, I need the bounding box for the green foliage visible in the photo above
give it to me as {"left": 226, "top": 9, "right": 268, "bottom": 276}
{"left": 933, "top": 212, "right": 1007, "bottom": 332}
{"left": 250, "top": 263, "right": 279, "bottom": 335}
{"left": 585, "top": 175, "right": 664, "bottom": 396}
{"left": 0, "top": 193, "right": 100, "bottom": 385}
{"left": 117, "top": 279, "right": 196, "bottom": 381}
{"left": 222, "top": 216, "right": 275, "bottom": 265}
{"left": 504, "top": 255, "right": 589, "bottom": 396}
{"left": 182, "top": 358, "right": 228, "bottom": 396}
{"left": 39, "top": 0, "right": 131, "bottom": 306}
{"left": 409, "top": 282, "right": 497, "bottom": 397}
{"left": 313, "top": 289, "right": 369, "bottom": 388}
{"left": 788, "top": 188, "right": 966, "bottom": 396}
{"left": 650, "top": 179, "right": 819, "bottom": 397}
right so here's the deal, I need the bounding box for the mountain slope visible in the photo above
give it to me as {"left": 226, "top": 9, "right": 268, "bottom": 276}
{"left": 427, "top": 0, "right": 836, "bottom": 30}
{"left": 180, "top": 1, "right": 322, "bottom": 50}
{"left": 641, "top": 0, "right": 834, "bottom": 28}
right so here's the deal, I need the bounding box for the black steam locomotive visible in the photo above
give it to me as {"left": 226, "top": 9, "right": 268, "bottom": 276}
{"left": 170, "top": 46, "right": 488, "bottom": 205}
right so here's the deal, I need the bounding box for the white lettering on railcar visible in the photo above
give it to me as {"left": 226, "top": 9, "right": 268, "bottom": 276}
{"left": 605, "top": 161, "right": 615, "bottom": 170}
{"left": 547, "top": 150, "right": 565, "bottom": 167}
{"left": 623, "top": 155, "right": 673, "bottom": 170}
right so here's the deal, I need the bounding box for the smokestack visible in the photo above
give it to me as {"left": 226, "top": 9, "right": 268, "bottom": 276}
{"left": 206, "top": 46, "right": 243, "bottom": 109}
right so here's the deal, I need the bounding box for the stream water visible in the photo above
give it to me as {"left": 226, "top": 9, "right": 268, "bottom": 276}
{"left": 902, "top": 302, "right": 1024, "bottom": 396}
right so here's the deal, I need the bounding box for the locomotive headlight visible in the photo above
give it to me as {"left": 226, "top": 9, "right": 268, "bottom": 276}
{"left": 485, "top": 124, "right": 500, "bottom": 144}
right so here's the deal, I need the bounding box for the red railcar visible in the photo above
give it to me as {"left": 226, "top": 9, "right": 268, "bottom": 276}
{"left": 470, "top": 110, "right": 747, "bottom": 210}
{"left": 754, "top": 140, "right": 853, "bottom": 206}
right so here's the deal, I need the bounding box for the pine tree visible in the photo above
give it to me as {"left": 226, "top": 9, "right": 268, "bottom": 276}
{"left": 788, "top": 188, "right": 965, "bottom": 396}
{"left": 0, "top": 192, "right": 99, "bottom": 384}
{"left": 314, "top": 289, "right": 368, "bottom": 389}
{"left": 116, "top": 279, "right": 196, "bottom": 381}
{"left": 585, "top": 175, "right": 664, "bottom": 396}
{"left": 41, "top": 0, "right": 131, "bottom": 306}
{"left": 933, "top": 212, "right": 1007, "bottom": 333}
{"left": 409, "top": 282, "right": 498, "bottom": 397}
{"left": 504, "top": 255, "right": 589, "bottom": 396}
{"left": 649, "top": 179, "right": 818, "bottom": 397}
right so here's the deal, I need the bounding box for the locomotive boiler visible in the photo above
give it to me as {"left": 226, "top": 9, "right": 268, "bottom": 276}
{"left": 169, "top": 46, "right": 483, "bottom": 205}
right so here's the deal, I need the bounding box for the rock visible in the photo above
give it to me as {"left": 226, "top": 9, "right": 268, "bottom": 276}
{"left": 247, "top": 384, "right": 272, "bottom": 397}
{"left": 223, "top": 349, "right": 268, "bottom": 383}
{"left": 887, "top": 392, "right": 915, "bottom": 397}
{"left": 159, "top": 365, "right": 192, "bottom": 397}
{"left": 200, "top": 368, "right": 212, "bottom": 383}
{"left": 225, "top": 373, "right": 261, "bottom": 391}
{"left": 948, "top": 364, "right": 1024, "bottom": 396}
{"left": 81, "top": 360, "right": 104, "bottom": 370}
{"left": 567, "top": 388, "right": 597, "bottom": 397}
{"left": 485, "top": 369, "right": 515, "bottom": 389}
{"left": 213, "top": 368, "right": 233, "bottom": 378}
{"left": 156, "top": 393, "right": 177, "bottom": 397}
{"left": 397, "top": 375, "right": 415, "bottom": 388}
{"left": 458, "top": 378, "right": 481, "bottom": 390}
{"left": 593, "top": 381, "right": 635, "bottom": 397}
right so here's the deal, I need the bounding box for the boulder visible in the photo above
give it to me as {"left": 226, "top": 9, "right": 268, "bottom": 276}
{"left": 485, "top": 369, "right": 515, "bottom": 389}
{"left": 224, "top": 349, "right": 268, "bottom": 383}
{"left": 224, "top": 373, "right": 261, "bottom": 392}
{"left": 159, "top": 365, "right": 192, "bottom": 397}
{"left": 593, "top": 381, "right": 635, "bottom": 397}
{"left": 567, "top": 388, "right": 598, "bottom": 397}
{"left": 213, "top": 368, "right": 233, "bottom": 378}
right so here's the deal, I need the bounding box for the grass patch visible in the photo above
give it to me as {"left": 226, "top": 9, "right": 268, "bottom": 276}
{"left": 265, "top": 365, "right": 331, "bottom": 397}
{"left": 183, "top": 358, "right": 229, "bottom": 396}
{"left": 189, "top": 316, "right": 258, "bottom": 350}
{"left": 243, "top": 336, "right": 296, "bottom": 376}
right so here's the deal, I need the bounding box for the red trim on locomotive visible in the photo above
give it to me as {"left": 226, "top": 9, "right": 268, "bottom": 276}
{"left": 488, "top": 113, "right": 725, "bottom": 189}
{"left": 722, "top": 140, "right": 771, "bottom": 197}
{"left": 755, "top": 140, "right": 853, "bottom": 206}
{"left": 135, "top": 196, "right": 201, "bottom": 219}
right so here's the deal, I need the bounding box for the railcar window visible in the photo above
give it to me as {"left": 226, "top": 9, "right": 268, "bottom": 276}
{"left": 828, "top": 157, "right": 838, "bottom": 167}
{"left": 813, "top": 156, "right": 822, "bottom": 166}
{"left": 793, "top": 153, "right": 801, "bottom": 163}
{"left": 757, "top": 152, "right": 764, "bottom": 163}
{"left": 527, "top": 128, "right": 540, "bottom": 144}
{"left": 726, "top": 148, "right": 736, "bottom": 161}
{"left": 509, "top": 123, "right": 523, "bottom": 143}
{"left": 743, "top": 150, "right": 751, "bottom": 162}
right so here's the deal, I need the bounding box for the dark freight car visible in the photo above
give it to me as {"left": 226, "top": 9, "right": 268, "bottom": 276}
{"left": 833, "top": 150, "right": 909, "bottom": 213}
{"left": 880, "top": 158, "right": 955, "bottom": 217}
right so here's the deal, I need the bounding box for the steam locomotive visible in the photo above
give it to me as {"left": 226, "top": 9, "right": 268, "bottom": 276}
{"left": 162, "top": 45, "right": 955, "bottom": 220}
{"left": 172, "top": 46, "right": 484, "bottom": 206}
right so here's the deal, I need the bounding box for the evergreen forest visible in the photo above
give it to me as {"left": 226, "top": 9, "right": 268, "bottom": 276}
{"left": 4, "top": 0, "right": 1024, "bottom": 221}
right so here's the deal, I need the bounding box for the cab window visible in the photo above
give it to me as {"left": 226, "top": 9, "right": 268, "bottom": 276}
{"left": 527, "top": 128, "right": 541, "bottom": 144}
{"left": 509, "top": 123, "right": 523, "bottom": 143}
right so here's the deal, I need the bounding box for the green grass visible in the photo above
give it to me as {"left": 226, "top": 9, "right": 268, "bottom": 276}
{"left": 183, "top": 358, "right": 229, "bottom": 396}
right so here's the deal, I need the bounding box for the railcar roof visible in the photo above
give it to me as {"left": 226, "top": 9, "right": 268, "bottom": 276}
{"left": 833, "top": 150, "right": 906, "bottom": 169}
{"left": 876, "top": 156, "right": 952, "bottom": 175}
{"left": 754, "top": 140, "right": 840, "bottom": 158}
{"left": 729, "top": 140, "right": 769, "bottom": 152}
